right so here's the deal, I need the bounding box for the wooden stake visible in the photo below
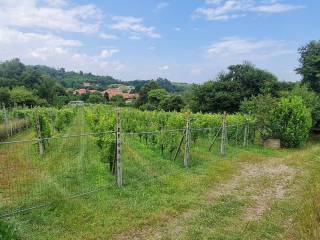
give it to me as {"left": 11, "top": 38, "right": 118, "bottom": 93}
{"left": 2, "top": 104, "right": 9, "bottom": 137}
{"left": 243, "top": 123, "right": 248, "bottom": 147}
{"left": 209, "top": 127, "right": 221, "bottom": 151}
{"left": 116, "top": 110, "right": 123, "bottom": 187}
{"left": 36, "top": 113, "right": 44, "bottom": 155}
{"left": 184, "top": 118, "right": 191, "bottom": 167}
{"left": 235, "top": 123, "right": 239, "bottom": 146}
{"left": 173, "top": 130, "right": 185, "bottom": 161}
{"left": 220, "top": 112, "right": 226, "bottom": 155}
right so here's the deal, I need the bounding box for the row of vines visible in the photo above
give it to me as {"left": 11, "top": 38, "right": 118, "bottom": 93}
{"left": 84, "top": 105, "right": 255, "bottom": 163}
{"left": 11, "top": 107, "right": 76, "bottom": 142}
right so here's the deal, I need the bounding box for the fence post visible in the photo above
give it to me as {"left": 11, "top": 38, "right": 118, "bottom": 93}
{"left": 220, "top": 112, "right": 226, "bottom": 155}
{"left": 184, "top": 117, "right": 191, "bottom": 168}
{"left": 243, "top": 122, "right": 248, "bottom": 147}
{"left": 116, "top": 110, "right": 123, "bottom": 187}
{"left": 2, "top": 104, "right": 9, "bottom": 137}
{"left": 36, "top": 113, "right": 44, "bottom": 155}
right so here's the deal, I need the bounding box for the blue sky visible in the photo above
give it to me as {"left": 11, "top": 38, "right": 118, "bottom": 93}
{"left": 0, "top": 0, "right": 318, "bottom": 83}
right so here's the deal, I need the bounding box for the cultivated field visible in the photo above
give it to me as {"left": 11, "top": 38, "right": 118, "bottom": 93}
{"left": 0, "top": 106, "right": 319, "bottom": 239}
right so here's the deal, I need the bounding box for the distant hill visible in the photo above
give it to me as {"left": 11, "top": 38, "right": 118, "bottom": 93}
{"left": 32, "top": 65, "right": 190, "bottom": 93}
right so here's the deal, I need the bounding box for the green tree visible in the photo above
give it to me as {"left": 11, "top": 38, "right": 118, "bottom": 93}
{"left": 192, "top": 62, "right": 278, "bottom": 113}
{"left": 240, "top": 94, "right": 278, "bottom": 138}
{"left": 160, "top": 95, "right": 185, "bottom": 112}
{"left": 88, "top": 93, "right": 105, "bottom": 104}
{"left": 111, "top": 95, "right": 125, "bottom": 107}
{"left": 0, "top": 58, "right": 25, "bottom": 79}
{"left": 0, "top": 88, "right": 10, "bottom": 106}
{"left": 10, "top": 87, "right": 38, "bottom": 106}
{"left": 147, "top": 88, "right": 169, "bottom": 106}
{"left": 296, "top": 40, "right": 320, "bottom": 93}
{"left": 135, "top": 80, "right": 160, "bottom": 106}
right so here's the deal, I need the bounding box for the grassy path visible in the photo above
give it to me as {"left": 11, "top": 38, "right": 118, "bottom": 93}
{"left": 114, "top": 143, "right": 320, "bottom": 240}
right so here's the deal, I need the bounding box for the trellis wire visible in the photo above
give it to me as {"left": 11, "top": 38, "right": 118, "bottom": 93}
{"left": 0, "top": 121, "right": 255, "bottom": 218}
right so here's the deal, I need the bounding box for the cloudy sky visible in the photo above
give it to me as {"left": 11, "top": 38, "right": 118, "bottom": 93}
{"left": 0, "top": 0, "right": 318, "bottom": 83}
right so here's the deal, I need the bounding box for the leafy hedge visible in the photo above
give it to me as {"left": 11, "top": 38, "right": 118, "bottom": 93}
{"left": 270, "top": 96, "right": 312, "bottom": 148}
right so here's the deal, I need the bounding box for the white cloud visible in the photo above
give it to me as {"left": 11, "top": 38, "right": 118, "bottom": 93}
{"left": 99, "top": 33, "right": 119, "bottom": 40}
{"left": 0, "top": 28, "right": 124, "bottom": 75}
{"left": 194, "top": 0, "right": 305, "bottom": 21}
{"left": 158, "top": 65, "right": 169, "bottom": 70}
{"left": 206, "top": 36, "right": 294, "bottom": 59}
{"left": 0, "top": 0, "right": 103, "bottom": 33}
{"left": 254, "top": 3, "right": 305, "bottom": 13}
{"left": 173, "top": 27, "right": 181, "bottom": 31}
{"left": 110, "top": 16, "right": 161, "bottom": 38}
{"left": 99, "top": 48, "right": 119, "bottom": 58}
{"left": 154, "top": 2, "right": 169, "bottom": 12}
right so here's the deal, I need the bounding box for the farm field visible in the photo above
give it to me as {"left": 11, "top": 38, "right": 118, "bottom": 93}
{"left": 0, "top": 107, "right": 319, "bottom": 239}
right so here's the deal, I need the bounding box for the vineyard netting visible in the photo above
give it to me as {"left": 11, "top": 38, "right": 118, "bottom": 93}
{"left": 0, "top": 105, "right": 256, "bottom": 217}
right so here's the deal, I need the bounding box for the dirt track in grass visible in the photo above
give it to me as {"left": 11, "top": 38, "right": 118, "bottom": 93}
{"left": 114, "top": 156, "right": 298, "bottom": 240}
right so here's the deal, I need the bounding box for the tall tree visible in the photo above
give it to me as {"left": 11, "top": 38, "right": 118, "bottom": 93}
{"left": 192, "top": 63, "right": 278, "bottom": 113}
{"left": 296, "top": 40, "right": 320, "bottom": 93}
{"left": 135, "top": 80, "right": 160, "bottom": 106}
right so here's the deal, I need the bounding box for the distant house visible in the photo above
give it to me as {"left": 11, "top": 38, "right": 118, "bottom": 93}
{"left": 88, "top": 90, "right": 99, "bottom": 94}
{"left": 73, "top": 89, "right": 87, "bottom": 95}
{"left": 103, "top": 88, "right": 138, "bottom": 103}
{"left": 69, "top": 101, "right": 84, "bottom": 106}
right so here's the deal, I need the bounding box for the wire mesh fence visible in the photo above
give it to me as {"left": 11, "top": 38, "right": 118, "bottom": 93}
{"left": 0, "top": 132, "right": 114, "bottom": 218}
{"left": 0, "top": 120, "right": 256, "bottom": 218}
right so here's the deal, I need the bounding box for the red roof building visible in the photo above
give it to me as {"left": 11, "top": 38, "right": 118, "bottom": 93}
{"left": 103, "top": 88, "right": 138, "bottom": 102}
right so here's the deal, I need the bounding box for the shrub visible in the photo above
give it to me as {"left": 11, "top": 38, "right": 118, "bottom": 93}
{"left": 240, "top": 94, "right": 278, "bottom": 139}
{"left": 270, "top": 96, "right": 312, "bottom": 148}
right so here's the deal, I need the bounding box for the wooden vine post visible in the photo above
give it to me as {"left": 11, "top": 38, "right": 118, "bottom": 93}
{"left": 184, "top": 117, "right": 191, "bottom": 168}
{"left": 116, "top": 110, "right": 123, "bottom": 187}
{"left": 36, "top": 112, "right": 44, "bottom": 155}
{"left": 243, "top": 122, "right": 248, "bottom": 147}
{"left": 2, "top": 104, "right": 9, "bottom": 137}
{"left": 220, "top": 112, "right": 227, "bottom": 155}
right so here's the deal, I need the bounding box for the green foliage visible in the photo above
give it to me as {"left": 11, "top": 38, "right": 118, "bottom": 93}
{"left": 85, "top": 105, "right": 252, "bottom": 161}
{"left": 111, "top": 95, "right": 125, "bottom": 107}
{"left": 54, "top": 109, "right": 75, "bottom": 132}
{"left": 283, "top": 84, "right": 320, "bottom": 128}
{"left": 135, "top": 80, "right": 160, "bottom": 106}
{"left": 0, "top": 220, "right": 20, "bottom": 240}
{"left": 140, "top": 88, "right": 185, "bottom": 112}
{"left": 0, "top": 88, "right": 10, "bottom": 106}
{"left": 191, "top": 62, "right": 278, "bottom": 113}
{"left": 9, "top": 87, "right": 39, "bottom": 106}
{"left": 160, "top": 95, "right": 185, "bottom": 112}
{"left": 87, "top": 93, "right": 105, "bottom": 104}
{"left": 270, "top": 96, "right": 312, "bottom": 148}
{"left": 0, "top": 59, "right": 68, "bottom": 107}
{"left": 296, "top": 40, "right": 320, "bottom": 93}
{"left": 240, "top": 94, "right": 278, "bottom": 138}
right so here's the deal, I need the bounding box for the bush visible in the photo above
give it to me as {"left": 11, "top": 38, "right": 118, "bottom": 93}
{"left": 282, "top": 84, "right": 320, "bottom": 129}
{"left": 240, "top": 94, "right": 278, "bottom": 139}
{"left": 270, "top": 96, "right": 312, "bottom": 148}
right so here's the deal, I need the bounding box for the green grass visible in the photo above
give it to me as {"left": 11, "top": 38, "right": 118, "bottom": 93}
{"left": 1, "top": 113, "right": 320, "bottom": 239}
